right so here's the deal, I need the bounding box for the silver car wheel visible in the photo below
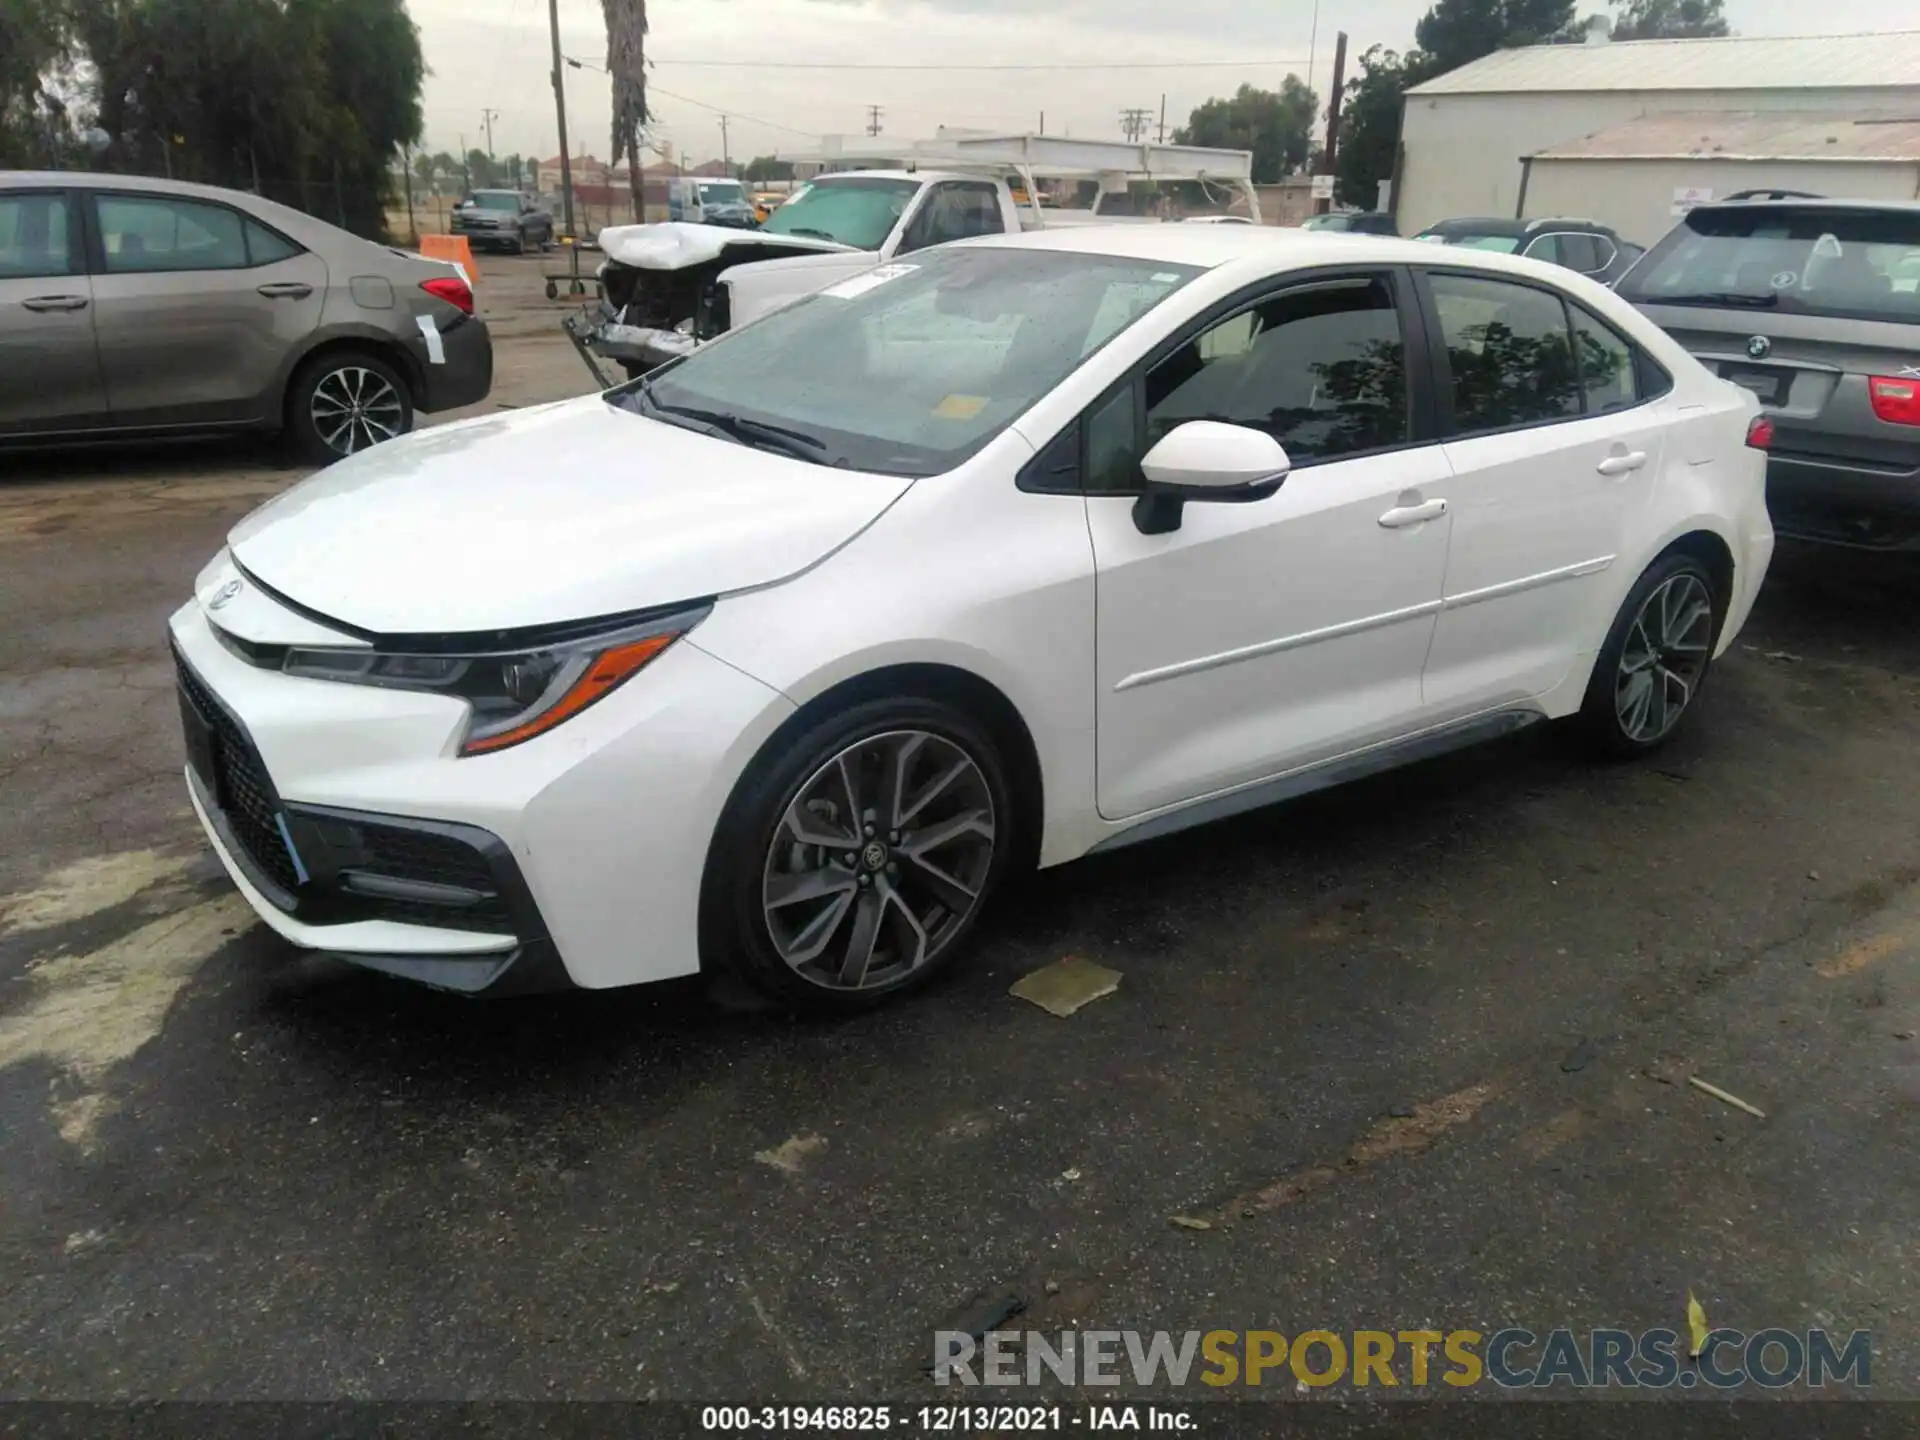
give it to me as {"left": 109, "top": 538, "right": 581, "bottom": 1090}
{"left": 1615, "top": 572, "right": 1713, "bottom": 743}
{"left": 309, "top": 366, "right": 405, "bottom": 457}
{"left": 761, "top": 729, "right": 996, "bottom": 992}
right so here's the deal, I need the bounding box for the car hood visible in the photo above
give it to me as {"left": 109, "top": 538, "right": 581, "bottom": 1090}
{"left": 228, "top": 399, "right": 913, "bottom": 635}
{"left": 597, "top": 221, "right": 856, "bottom": 270}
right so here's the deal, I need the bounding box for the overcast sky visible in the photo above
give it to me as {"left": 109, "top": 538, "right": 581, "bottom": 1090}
{"left": 406, "top": 0, "right": 1914, "bottom": 167}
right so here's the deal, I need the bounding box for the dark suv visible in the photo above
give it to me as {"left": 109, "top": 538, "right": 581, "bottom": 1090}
{"left": 1618, "top": 199, "right": 1920, "bottom": 550}
{"left": 1414, "top": 216, "right": 1641, "bottom": 286}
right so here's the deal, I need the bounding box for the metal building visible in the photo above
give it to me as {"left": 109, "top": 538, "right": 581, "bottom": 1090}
{"left": 1397, "top": 29, "right": 1920, "bottom": 245}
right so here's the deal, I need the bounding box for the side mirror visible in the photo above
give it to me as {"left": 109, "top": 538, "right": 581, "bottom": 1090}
{"left": 1132, "top": 421, "right": 1290, "bottom": 535}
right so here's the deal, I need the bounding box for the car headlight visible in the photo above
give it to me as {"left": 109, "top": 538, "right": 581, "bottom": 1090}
{"left": 281, "top": 605, "right": 709, "bottom": 756}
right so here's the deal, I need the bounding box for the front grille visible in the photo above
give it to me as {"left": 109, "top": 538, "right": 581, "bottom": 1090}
{"left": 177, "top": 654, "right": 301, "bottom": 897}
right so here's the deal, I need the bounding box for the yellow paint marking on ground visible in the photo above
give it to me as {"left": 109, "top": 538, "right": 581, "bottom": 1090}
{"left": 0, "top": 851, "right": 199, "bottom": 935}
{"left": 1816, "top": 932, "right": 1909, "bottom": 979}
{"left": 0, "top": 895, "right": 252, "bottom": 1149}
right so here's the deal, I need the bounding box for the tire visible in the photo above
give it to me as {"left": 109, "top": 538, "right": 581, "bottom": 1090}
{"left": 284, "top": 350, "right": 413, "bottom": 465}
{"left": 1573, "top": 551, "right": 1721, "bottom": 758}
{"left": 700, "top": 696, "right": 1016, "bottom": 1010}
{"left": 545, "top": 280, "right": 559, "bottom": 300}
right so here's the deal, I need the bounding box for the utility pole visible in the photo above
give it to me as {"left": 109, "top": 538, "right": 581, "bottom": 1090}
{"left": 1038, "top": 111, "right": 1045, "bottom": 136}
{"left": 719, "top": 114, "right": 730, "bottom": 171}
{"left": 1157, "top": 94, "right": 1167, "bottom": 145}
{"left": 1315, "top": 30, "right": 1348, "bottom": 214}
{"left": 458, "top": 132, "right": 470, "bottom": 193}
{"left": 1119, "top": 108, "right": 1152, "bottom": 142}
{"left": 481, "top": 107, "right": 499, "bottom": 161}
{"left": 547, "top": 0, "right": 576, "bottom": 240}
{"left": 866, "top": 104, "right": 884, "bottom": 137}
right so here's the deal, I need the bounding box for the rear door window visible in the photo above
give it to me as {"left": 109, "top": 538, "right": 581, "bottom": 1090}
{"left": 1620, "top": 205, "right": 1920, "bottom": 322}
{"left": 1430, "top": 274, "right": 1582, "bottom": 433}
{"left": 0, "top": 191, "right": 75, "bottom": 278}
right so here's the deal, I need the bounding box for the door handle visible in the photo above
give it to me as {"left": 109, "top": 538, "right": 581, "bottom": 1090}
{"left": 256, "top": 282, "right": 313, "bottom": 298}
{"left": 1596, "top": 450, "right": 1647, "bottom": 476}
{"left": 21, "top": 295, "right": 88, "bottom": 312}
{"left": 1378, "top": 498, "right": 1448, "bottom": 528}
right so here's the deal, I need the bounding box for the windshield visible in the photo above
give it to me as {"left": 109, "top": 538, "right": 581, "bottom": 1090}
{"left": 698, "top": 182, "right": 746, "bottom": 205}
{"left": 759, "top": 177, "right": 921, "bottom": 250}
{"left": 1618, "top": 205, "right": 1920, "bottom": 321}
{"left": 609, "top": 247, "right": 1202, "bottom": 476}
{"left": 1419, "top": 231, "right": 1522, "bottom": 254}
{"left": 466, "top": 192, "right": 520, "bottom": 212}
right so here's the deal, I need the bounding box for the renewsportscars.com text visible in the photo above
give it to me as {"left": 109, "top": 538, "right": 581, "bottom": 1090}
{"left": 932, "top": 1327, "right": 1872, "bottom": 1390}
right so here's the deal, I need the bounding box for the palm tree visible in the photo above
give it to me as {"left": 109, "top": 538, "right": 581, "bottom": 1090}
{"left": 600, "top": 0, "right": 648, "bottom": 220}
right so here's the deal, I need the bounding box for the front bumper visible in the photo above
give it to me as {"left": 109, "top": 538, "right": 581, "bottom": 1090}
{"left": 169, "top": 589, "right": 796, "bottom": 991}
{"left": 452, "top": 224, "right": 521, "bottom": 252}
{"left": 580, "top": 311, "right": 699, "bottom": 373}
{"left": 1766, "top": 451, "right": 1920, "bottom": 550}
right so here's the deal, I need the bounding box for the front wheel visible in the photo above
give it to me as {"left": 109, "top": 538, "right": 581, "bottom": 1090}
{"left": 1574, "top": 552, "right": 1720, "bottom": 757}
{"left": 701, "top": 698, "right": 1014, "bottom": 1010}
{"left": 284, "top": 351, "right": 413, "bottom": 465}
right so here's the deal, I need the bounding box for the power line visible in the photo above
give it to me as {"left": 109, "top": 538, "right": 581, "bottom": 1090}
{"left": 650, "top": 57, "right": 1310, "bottom": 71}
{"left": 646, "top": 82, "right": 818, "bottom": 139}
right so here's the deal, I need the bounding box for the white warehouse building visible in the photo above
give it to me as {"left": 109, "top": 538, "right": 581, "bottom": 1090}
{"left": 1396, "top": 29, "right": 1920, "bottom": 247}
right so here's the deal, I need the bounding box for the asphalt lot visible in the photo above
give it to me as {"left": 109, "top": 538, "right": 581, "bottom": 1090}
{"left": 2, "top": 254, "right": 1919, "bottom": 1403}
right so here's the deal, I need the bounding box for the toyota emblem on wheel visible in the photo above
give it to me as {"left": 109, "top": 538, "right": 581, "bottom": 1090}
{"left": 1746, "top": 335, "right": 1771, "bottom": 360}
{"left": 862, "top": 840, "right": 889, "bottom": 871}
{"left": 208, "top": 579, "right": 243, "bottom": 610}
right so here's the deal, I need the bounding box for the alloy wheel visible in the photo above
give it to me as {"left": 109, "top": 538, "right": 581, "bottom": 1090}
{"left": 309, "top": 367, "right": 405, "bottom": 457}
{"left": 1615, "top": 572, "right": 1713, "bottom": 743}
{"left": 761, "top": 729, "right": 996, "bottom": 992}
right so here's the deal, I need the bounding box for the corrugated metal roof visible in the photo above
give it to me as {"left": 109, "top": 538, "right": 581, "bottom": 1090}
{"left": 1533, "top": 111, "right": 1920, "bottom": 162}
{"left": 1407, "top": 31, "right": 1920, "bottom": 96}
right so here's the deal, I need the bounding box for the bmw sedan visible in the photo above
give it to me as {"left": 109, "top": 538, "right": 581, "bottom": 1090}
{"left": 170, "top": 226, "right": 1773, "bottom": 1005}
{"left": 0, "top": 171, "right": 492, "bottom": 463}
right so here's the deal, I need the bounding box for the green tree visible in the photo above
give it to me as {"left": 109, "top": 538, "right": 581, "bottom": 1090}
{"left": 1335, "top": 45, "right": 1441, "bottom": 210}
{"left": 1610, "top": 0, "right": 1728, "bottom": 39}
{"left": 743, "top": 154, "right": 794, "bottom": 182}
{"left": 412, "top": 148, "right": 437, "bottom": 196}
{"left": 1415, "top": 0, "right": 1577, "bottom": 73}
{"left": 464, "top": 147, "right": 493, "bottom": 189}
{"left": 0, "top": 0, "right": 75, "bottom": 166}
{"left": 1172, "top": 78, "right": 1318, "bottom": 184}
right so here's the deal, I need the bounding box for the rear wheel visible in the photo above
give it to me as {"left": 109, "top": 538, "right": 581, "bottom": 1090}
{"left": 1575, "top": 552, "right": 1720, "bottom": 757}
{"left": 285, "top": 351, "right": 413, "bottom": 465}
{"left": 701, "top": 697, "right": 1013, "bottom": 1010}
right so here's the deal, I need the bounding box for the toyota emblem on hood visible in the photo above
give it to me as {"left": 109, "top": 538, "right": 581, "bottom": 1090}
{"left": 208, "top": 579, "right": 243, "bottom": 610}
{"left": 1746, "top": 335, "right": 1771, "bottom": 360}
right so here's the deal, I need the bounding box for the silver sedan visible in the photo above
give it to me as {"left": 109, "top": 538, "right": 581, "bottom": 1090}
{"left": 0, "top": 171, "right": 492, "bottom": 463}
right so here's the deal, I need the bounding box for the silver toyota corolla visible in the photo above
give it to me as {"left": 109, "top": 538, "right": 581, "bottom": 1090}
{"left": 0, "top": 171, "right": 492, "bottom": 463}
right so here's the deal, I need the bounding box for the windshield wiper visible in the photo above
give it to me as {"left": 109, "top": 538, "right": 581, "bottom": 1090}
{"left": 1650, "top": 290, "right": 1779, "bottom": 308}
{"left": 636, "top": 386, "right": 828, "bottom": 462}
{"left": 780, "top": 226, "right": 839, "bottom": 241}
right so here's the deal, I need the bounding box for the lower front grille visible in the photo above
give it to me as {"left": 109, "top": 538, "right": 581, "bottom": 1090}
{"left": 177, "top": 653, "right": 301, "bottom": 897}
{"left": 344, "top": 820, "right": 515, "bottom": 932}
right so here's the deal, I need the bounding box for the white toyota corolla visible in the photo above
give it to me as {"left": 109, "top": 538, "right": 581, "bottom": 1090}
{"left": 171, "top": 225, "right": 1773, "bottom": 1004}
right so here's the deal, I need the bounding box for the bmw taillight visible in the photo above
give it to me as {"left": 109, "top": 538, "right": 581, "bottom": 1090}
{"left": 1745, "top": 414, "right": 1775, "bottom": 450}
{"left": 1868, "top": 375, "right": 1920, "bottom": 426}
{"left": 420, "top": 275, "right": 474, "bottom": 315}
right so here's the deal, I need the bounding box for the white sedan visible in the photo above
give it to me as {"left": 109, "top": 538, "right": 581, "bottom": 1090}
{"left": 170, "top": 225, "right": 1773, "bottom": 1004}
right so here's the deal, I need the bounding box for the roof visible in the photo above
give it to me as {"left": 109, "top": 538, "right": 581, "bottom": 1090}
{"left": 1407, "top": 30, "right": 1920, "bottom": 96}
{"left": 960, "top": 221, "right": 1551, "bottom": 277}
{"left": 1420, "top": 215, "right": 1610, "bottom": 235}
{"left": 1533, "top": 111, "right": 1920, "bottom": 163}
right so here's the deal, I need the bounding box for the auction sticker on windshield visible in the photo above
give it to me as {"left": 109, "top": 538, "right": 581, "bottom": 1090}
{"left": 821, "top": 264, "right": 919, "bottom": 300}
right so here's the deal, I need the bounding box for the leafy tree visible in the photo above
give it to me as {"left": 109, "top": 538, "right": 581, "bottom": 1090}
{"left": 0, "top": 0, "right": 75, "bottom": 166}
{"left": 1415, "top": 0, "right": 1577, "bottom": 72}
{"left": 412, "top": 148, "right": 437, "bottom": 196}
{"left": 1610, "top": 0, "right": 1728, "bottom": 39}
{"left": 1335, "top": 45, "right": 1441, "bottom": 210}
{"left": 464, "top": 147, "right": 492, "bottom": 189}
{"left": 1172, "top": 78, "right": 1318, "bottom": 184}
{"left": 743, "top": 154, "right": 794, "bottom": 183}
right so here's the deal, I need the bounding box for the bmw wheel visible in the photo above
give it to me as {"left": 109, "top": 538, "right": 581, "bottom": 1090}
{"left": 702, "top": 697, "right": 1014, "bottom": 1009}
{"left": 286, "top": 351, "right": 413, "bottom": 465}
{"left": 1577, "top": 551, "right": 1720, "bottom": 757}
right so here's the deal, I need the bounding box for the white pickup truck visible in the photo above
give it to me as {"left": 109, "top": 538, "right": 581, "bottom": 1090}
{"left": 580, "top": 134, "right": 1259, "bottom": 377}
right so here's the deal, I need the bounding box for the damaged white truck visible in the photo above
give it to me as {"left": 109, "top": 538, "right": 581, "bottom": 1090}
{"left": 574, "top": 134, "right": 1260, "bottom": 378}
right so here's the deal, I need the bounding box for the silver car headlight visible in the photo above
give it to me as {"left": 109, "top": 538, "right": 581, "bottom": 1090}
{"left": 281, "top": 605, "right": 709, "bottom": 756}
